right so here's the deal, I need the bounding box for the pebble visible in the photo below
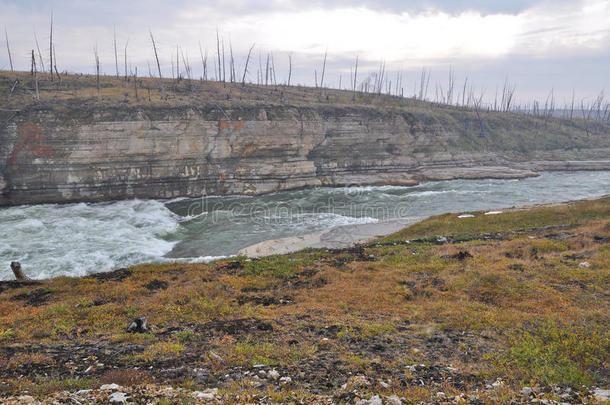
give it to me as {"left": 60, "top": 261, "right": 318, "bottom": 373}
{"left": 108, "top": 392, "right": 129, "bottom": 404}
{"left": 386, "top": 394, "right": 403, "bottom": 405}
{"left": 356, "top": 395, "right": 383, "bottom": 405}
{"left": 279, "top": 376, "right": 292, "bottom": 384}
{"left": 100, "top": 383, "right": 122, "bottom": 391}
{"left": 193, "top": 388, "right": 218, "bottom": 400}
{"left": 268, "top": 369, "right": 280, "bottom": 380}
{"left": 347, "top": 375, "right": 371, "bottom": 387}
{"left": 436, "top": 391, "right": 446, "bottom": 399}
{"left": 521, "top": 387, "right": 533, "bottom": 396}
{"left": 209, "top": 351, "right": 223, "bottom": 361}
{"left": 594, "top": 388, "right": 610, "bottom": 402}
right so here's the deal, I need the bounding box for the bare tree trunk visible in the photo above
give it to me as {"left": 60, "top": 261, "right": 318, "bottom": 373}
{"left": 271, "top": 53, "right": 277, "bottom": 85}
{"left": 229, "top": 40, "right": 235, "bottom": 83}
{"left": 242, "top": 43, "right": 255, "bottom": 85}
{"left": 114, "top": 27, "right": 119, "bottom": 78}
{"left": 94, "top": 45, "right": 101, "bottom": 101}
{"left": 5, "top": 29, "right": 14, "bottom": 71}
{"left": 149, "top": 31, "right": 162, "bottom": 78}
{"left": 199, "top": 42, "right": 206, "bottom": 81}
{"left": 216, "top": 29, "right": 221, "bottom": 81}
{"left": 49, "top": 12, "right": 54, "bottom": 80}
{"left": 134, "top": 66, "right": 138, "bottom": 101}
{"left": 53, "top": 44, "right": 60, "bottom": 82}
{"left": 31, "top": 50, "right": 40, "bottom": 100}
{"left": 34, "top": 31, "right": 45, "bottom": 72}
{"left": 221, "top": 39, "right": 226, "bottom": 83}
{"left": 176, "top": 44, "right": 180, "bottom": 81}
{"left": 124, "top": 38, "right": 129, "bottom": 85}
{"left": 265, "top": 53, "right": 270, "bottom": 86}
{"left": 11, "top": 262, "right": 30, "bottom": 281}
{"left": 353, "top": 55, "right": 358, "bottom": 92}
{"left": 287, "top": 53, "right": 292, "bottom": 86}
{"left": 320, "top": 49, "right": 327, "bottom": 88}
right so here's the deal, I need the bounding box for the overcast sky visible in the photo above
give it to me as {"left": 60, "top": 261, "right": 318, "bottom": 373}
{"left": 1, "top": 0, "right": 609, "bottom": 105}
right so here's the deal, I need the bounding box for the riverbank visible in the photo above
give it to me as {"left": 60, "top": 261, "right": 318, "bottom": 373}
{"left": 0, "top": 195, "right": 608, "bottom": 403}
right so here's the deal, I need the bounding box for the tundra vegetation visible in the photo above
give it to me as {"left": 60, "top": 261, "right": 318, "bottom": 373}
{"left": 0, "top": 197, "right": 608, "bottom": 403}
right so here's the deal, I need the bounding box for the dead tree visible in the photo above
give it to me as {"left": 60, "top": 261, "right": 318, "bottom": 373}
{"left": 113, "top": 27, "right": 119, "bottom": 78}
{"left": 353, "top": 55, "right": 358, "bottom": 92}
{"left": 216, "top": 29, "right": 221, "bottom": 81}
{"left": 221, "top": 39, "right": 226, "bottom": 83}
{"left": 34, "top": 31, "right": 45, "bottom": 72}
{"left": 149, "top": 31, "right": 162, "bottom": 78}
{"left": 53, "top": 44, "right": 60, "bottom": 83}
{"left": 287, "top": 53, "right": 292, "bottom": 86}
{"left": 11, "top": 262, "right": 30, "bottom": 281}
{"left": 199, "top": 41, "right": 207, "bottom": 81}
{"left": 94, "top": 45, "right": 101, "bottom": 101}
{"left": 134, "top": 66, "right": 138, "bottom": 101}
{"left": 5, "top": 29, "right": 14, "bottom": 71}
{"left": 49, "top": 12, "right": 54, "bottom": 80}
{"left": 31, "top": 50, "right": 39, "bottom": 100}
{"left": 124, "top": 38, "right": 129, "bottom": 84}
{"left": 242, "top": 43, "right": 255, "bottom": 85}
{"left": 229, "top": 40, "right": 235, "bottom": 83}
{"left": 265, "top": 53, "right": 270, "bottom": 85}
{"left": 176, "top": 44, "right": 180, "bottom": 80}
{"left": 320, "top": 48, "right": 327, "bottom": 88}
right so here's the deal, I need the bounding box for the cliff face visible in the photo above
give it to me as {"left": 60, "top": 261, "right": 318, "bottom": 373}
{"left": 1, "top": 102, "right": 610, "bottom": 206}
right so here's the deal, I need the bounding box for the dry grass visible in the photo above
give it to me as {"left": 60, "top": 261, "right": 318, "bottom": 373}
{"left": 0, "top": 196, "right": 608, "bottom": 399}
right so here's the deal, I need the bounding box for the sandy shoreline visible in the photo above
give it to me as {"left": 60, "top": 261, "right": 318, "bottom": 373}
{"left": 237, "top": 217, "right": 423, "bottom": 257}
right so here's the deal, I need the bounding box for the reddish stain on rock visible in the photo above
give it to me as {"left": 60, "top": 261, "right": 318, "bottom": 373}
{"left": 8, "top": 123, "right": 55, "bottom": 169}
{"left": 218, "top": 120, "right": 245, "bottom": 132}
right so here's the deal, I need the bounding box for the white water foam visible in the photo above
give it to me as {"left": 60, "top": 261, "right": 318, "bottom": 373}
{"left": 0, "top": 199, "right": 180, "bottom": 280}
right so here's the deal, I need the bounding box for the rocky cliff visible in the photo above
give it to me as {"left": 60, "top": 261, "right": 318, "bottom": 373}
{"left": 1, "top": 79, "right": 610, "bottom": 206}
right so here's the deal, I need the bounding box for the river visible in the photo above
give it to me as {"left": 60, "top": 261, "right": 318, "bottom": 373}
{"left": 0, "top": 170, "right": 608, "bottom": 280}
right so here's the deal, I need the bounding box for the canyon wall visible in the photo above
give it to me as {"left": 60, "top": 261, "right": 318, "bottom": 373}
{"left": 1, "top": 103, "right": 609, "bottom": 206}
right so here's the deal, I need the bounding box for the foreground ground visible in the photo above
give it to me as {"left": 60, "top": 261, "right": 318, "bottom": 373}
{"left": 0, "top": 196, "right": 609, "bottom": 404}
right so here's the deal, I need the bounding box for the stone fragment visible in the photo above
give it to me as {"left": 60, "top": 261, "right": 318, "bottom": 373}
{"left": 127, "top": 316, "right": 148, "bottom": 333}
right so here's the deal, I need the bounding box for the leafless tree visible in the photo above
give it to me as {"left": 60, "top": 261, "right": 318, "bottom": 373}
{"left": 199, "top": 42, "right": 208, "bottom": 81}
{"left": 123, "top": 38, "right": 130, "bottom": 85}
{"left": 446, "top": 67, "right": 455, "bottom": 105}
{"left": 242, "top": 43, "right": 255, "bottom": 85}
{"left": 4, "top": 29, "right": 13, "bottom": 71}
{"left": 353, "top": 55, "right": 359, "bottom": 92}
{"left": 149, "top": 31, "right": 162, "bottom": 78}
{"left": 216, "top": 29, "right": 221, "bottom": 81}
{"left": 34, "top": 31, "right": 45, "bottom": 72}
{"left": 265, "top": 53, "right": 270, "bottom": 85}
{"left": 49, "top": 12, "right": 54, "bottom": 80}
{"left": 287, "top": 53, "right": 292, "bottom": 86}
{"left": 94, "top": 45, "right": 101, "bottom": 101}
{"left": 31, "top": 50, "right": 40, "bottom": 100}
{"left": 113, "top": 27, "right": 119, "bottom": 78}
{"left": 320, "top": 48, "right": 327, "bottom": 88}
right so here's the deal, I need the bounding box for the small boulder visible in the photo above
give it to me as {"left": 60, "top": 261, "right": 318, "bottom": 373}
{"left": 386, "top": 395, "right": 403, "bottom": 405}
{"left": 521, "top": 387, "right": 533, "bottom": 396}
{"left": 16, "top": 396, "right": 36, "bottom": 404}
{"left": 127, "top": 316, "right": 148, "bottom": 333}
{"left": 100, "top": 383, "right": 122, "bottom": 391}
{"left": 109, "top": 392, "right": 129, "bottom": 404}
{"left": 578, "top": 262, "right": 591, "bottom": 268}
